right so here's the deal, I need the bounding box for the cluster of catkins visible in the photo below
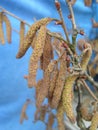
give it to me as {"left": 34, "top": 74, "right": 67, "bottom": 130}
{"left": 15, "top": 16, "right": 98, "bottom": 130}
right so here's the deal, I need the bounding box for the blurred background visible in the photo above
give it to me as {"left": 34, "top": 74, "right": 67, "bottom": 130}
{"left": 0, "top": 0, "right": 98, "bottom": 130}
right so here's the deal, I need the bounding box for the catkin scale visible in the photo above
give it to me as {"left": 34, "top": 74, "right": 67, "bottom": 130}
{"left": 2, "top": 14, "right": 12, "bottom": 43}
{"left": 90, "top": 112, "right": 98, "bottom": 130}
{"left": 0, "top": 12, "right": 5, "bottom": 44}
{"left": 28, "top": 25, "right": 47, "bottom": 87}
{"left": 16, "top": 17, "right": 53, "bottom": 58}
{"left": 50, "top": 53, "right": 67, "bottom": 108}
{"left": 62, "top": 75, "right": 77, "bottom": 123}
{"left": 80, "top": 43, "right": 92, "bottom": 71}
{"left": 36, "top": 60, "right": 56, "bottom": 109}
{"left": 57, "top": 101, "right": 65, "bottom": 130}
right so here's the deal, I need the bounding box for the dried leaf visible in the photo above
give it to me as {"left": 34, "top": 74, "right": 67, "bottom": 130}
{"left": 28, "top": 25, "right": 47, "bottom": 87}
{"left": 62, "top": 75, "right": 77, "bottom": 123}
{"left": 90, "top": 112, "right": 98, "bottom": 130}
{"left": 0, "top": 12, "right": 5, "bottom": 44}
{"left": 16, "top": 17, "right": 54, "bottom": 58}
{"left": 36, "top": 60, "right": 57, "bottom": 108}
{"left": 20, "top": 99, "right": 31, "bottom": 124}
{"left": 50, "top": 52, "right": 67, "bottom": 108}
{"left": 2, "top": 14, "right": 12, "bottom": 43}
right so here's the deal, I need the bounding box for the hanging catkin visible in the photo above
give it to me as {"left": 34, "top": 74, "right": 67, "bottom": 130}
{"left": 36, "top": 60, "right": 57, "bottom": 109}
{"left": 36, "top": 79, "right": 43, "bottom": 99}
{"left": 80, "top": 43, "right": 92, "bottom": 71}
{"left": 40, "top": 33, "right": 54, "bottom": 71}
{"left": 90, "top": 112, "right": 98, "bottom": 130}
{"left": 28, "top": 25, "right": 47, "bottom": 87}
{"left": 48, "top": 67, "right": 59, "bottom": 100}
{"left": 57, "top": 101, "right": 65, "bottom": 130}
{"left": 46, "top": 113, "right": 55, "bottom": 130}
{"left": 16, "top": 17, "right": 54, "bottom": 58}
{"left": 50, "top": 52, "right": 67, "bottom": 108}
{"left": 62, "top": 75, "right": 77, "bottom": 123}
{"left": 0, "top": 12, "right": 5, "bottom": 44}
{"left": 17, "top": 21, "right": 25, "bottom": 54}
{"left": 2, "top": 14, "right": 12, "bottom": 43}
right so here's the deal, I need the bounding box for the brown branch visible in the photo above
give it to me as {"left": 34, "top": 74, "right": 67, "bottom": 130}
{"left": 55, "top": 0, "right": 70, "bottom": 43}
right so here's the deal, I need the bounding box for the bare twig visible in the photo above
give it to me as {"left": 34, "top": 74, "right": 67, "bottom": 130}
{"left": 55, "top": 0, "right": 70, "bottom": 43}
{"left": 80, "top": 79, "right": 98, "bottom": 101}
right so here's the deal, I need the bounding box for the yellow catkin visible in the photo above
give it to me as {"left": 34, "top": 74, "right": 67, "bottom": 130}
{"left": 80, "top": 43, "right": 92, "bottom": 71}
{"left": 40, "top": 33, "right": 54, "bottom": 71}
{"left": 50, "top": 53, "right": 67, "bottom": 109}
{"left": 31, "top": 33, "right": 37, "bottom": 49}
{"left": 90, "top": 112, "right": 98, "bottom": 130}
{"left": 84, "top": 0, "right": 92, "bottom": 6}
{"left": 16, "top": 17, "right": 53, "bottom": 58}
{"left": 57, "top": 101, "right": 65, "bottom": 130}
{"left": 0, "top": 12, "right": 5, "bottom": 44}
{"left": 62, "top": 75, "right": 77, "bottom": 123}
{"left": 17, "top": 21, "right": 25, "bottom": 53}
{"left": 48, "top": 67, "right": 59, "bottom": 100}
{"left": 36, "top": 60, "right": 57, "bottom": 109}
{"left": 2, "top": 14, "right": 12, "bottom": 43}
{"left": 20, "top": 99, "right": 31, "bottom": 124}
{"left": 28, "top": 25, "right": 47, "bottom": 87}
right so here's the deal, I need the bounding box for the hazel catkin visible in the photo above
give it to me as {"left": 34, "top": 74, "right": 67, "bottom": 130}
{"left": 2, "top": 14, "right": 12, "bottom": 43}
{"left": 62, "top": 75, "right": 77, "bottom": 123}
{"left": 90, "top": 112, "right": 98, "bottom": 130}
{"left": 0, "top": 12, "right": 5, "bottom": 44}
{"left": 28, "top": 25, "right": 47, "bottom": 87}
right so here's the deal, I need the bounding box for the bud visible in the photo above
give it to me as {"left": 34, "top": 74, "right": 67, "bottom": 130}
{"left": 55, "top": 0, "right": 60, "bottom": 10}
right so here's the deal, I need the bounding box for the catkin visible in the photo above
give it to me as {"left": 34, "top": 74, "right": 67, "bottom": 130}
{"left": 80, "top": 43, "right": 92, "bottom": 71}
{"left": 50, "top": 52, "right": 67, "bottom": 108}
{"left": 40, "top": 33, "right": 54, "bottom": 71}
{"left": 62, "top": 75, "right": 77, "bottom": 123}
{"left": 0, "top": 12, "right": 5, "bottom": 44}
{"left": 48, "top": 67, "right": 59, "bottom": 100}
{"left": 31, "top": 33, "right": 37, "bottom": 49}
{"left": 2, "top": 14, "right": 12, "bottom": 43}
{"left": 57, "top": 101, "right": 65, "bottom": 130}
{"left": 46, "top": 113, "right": 55, "bottom": 130}
{"left": 36, "top": 79, "right": 43, "bottom": 99}
{"left": 28, "top": 25, "right": 47, "bottom": 87}
{"left": 17, "top": 21, "right": 25, "bottom": 53}
{"left": 36, "top": 60, "right": 57, "bottom": 109}
{"left": 16, "top": 17, "right": 54, "bottom": 58}
{"left": 90, "top": 112, "right": 98, "bottom": 130}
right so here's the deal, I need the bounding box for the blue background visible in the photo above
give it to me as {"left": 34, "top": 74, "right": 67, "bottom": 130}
{"left": 0, "top": 0, "right": 98, "bottom": 130}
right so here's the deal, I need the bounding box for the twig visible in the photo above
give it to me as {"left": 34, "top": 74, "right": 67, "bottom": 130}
{"left": 85, "top": 72, "right": 98, "bottom": 89}
{"left": 80, "top": 79, "right": 98, "bottom": 101}
{"left": 0, "top": 6, "right": 31, "bottom": 27}
{"left": 55, "top": 0, "right": 70, "bottom": 43}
